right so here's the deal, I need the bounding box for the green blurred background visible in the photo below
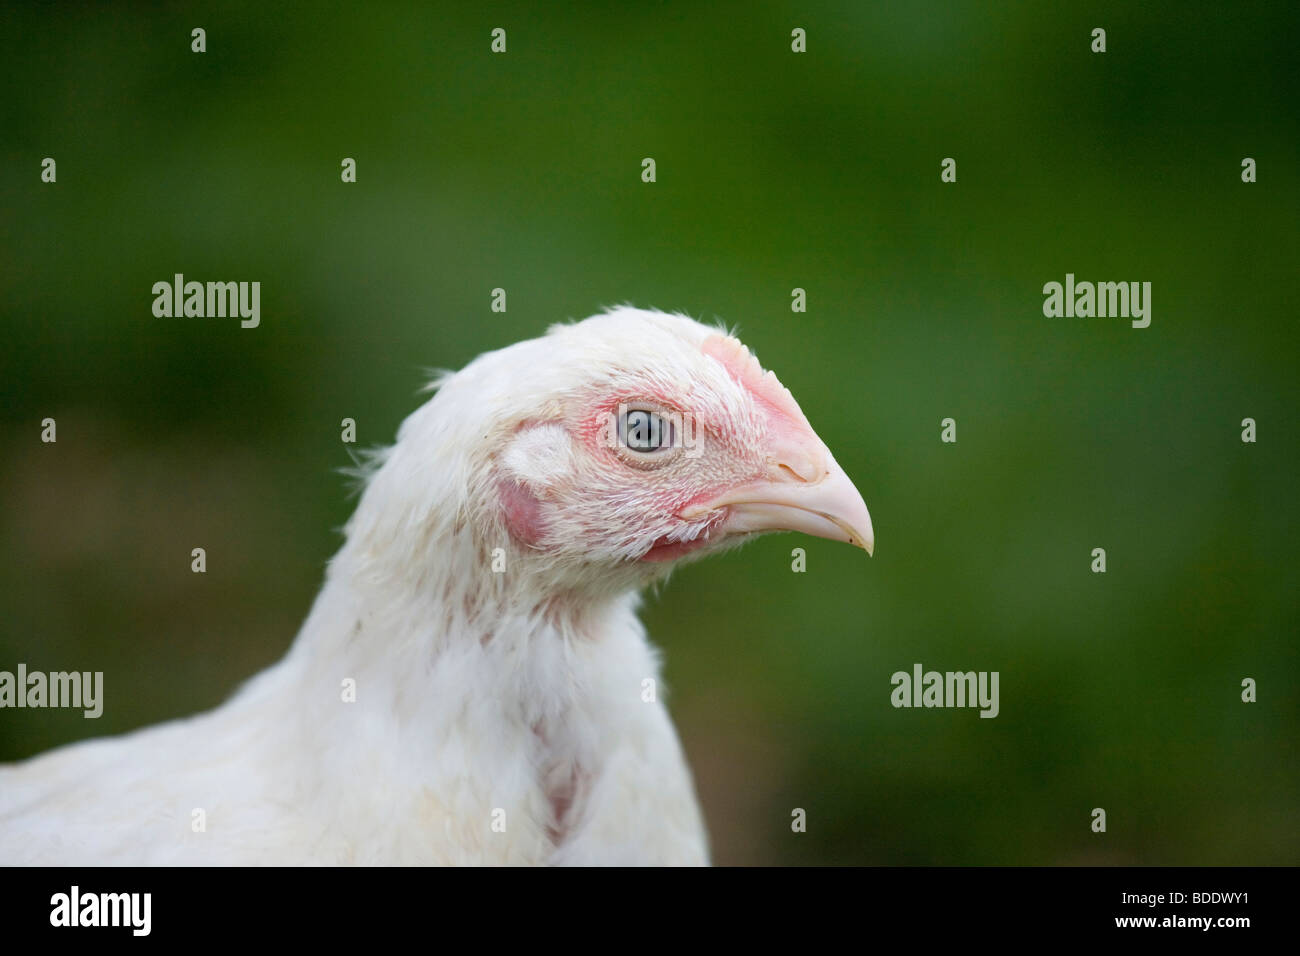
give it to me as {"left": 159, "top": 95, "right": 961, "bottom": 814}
{"left": 1, "top": 2, "right": 1296, "bottom": 864}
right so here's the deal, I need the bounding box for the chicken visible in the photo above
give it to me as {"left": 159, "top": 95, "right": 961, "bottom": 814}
{"left": 0, "top": 306, "right": 873, "bottom": 865}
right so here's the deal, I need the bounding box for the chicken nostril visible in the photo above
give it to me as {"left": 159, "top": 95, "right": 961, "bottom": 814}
{"left": 774, "top": 457, "right": 826, "bottom": 484}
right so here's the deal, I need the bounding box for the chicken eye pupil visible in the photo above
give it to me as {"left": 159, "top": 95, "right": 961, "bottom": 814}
{"left": 623, "top": 409, "right": 674, "bottom": 453}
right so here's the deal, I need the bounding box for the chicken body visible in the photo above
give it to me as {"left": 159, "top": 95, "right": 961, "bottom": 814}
{"left": 1, "top": 587, "right": 700, "bottom": 864}
{"left": 0, "top": 307, "right": 871, "bottom": 865}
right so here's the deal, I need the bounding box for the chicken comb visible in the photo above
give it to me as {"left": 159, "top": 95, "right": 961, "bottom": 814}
{"left": 701, "top": 333, "right": 812, "bottom": 429}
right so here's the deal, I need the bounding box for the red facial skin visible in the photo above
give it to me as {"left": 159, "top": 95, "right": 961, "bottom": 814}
{"left": 513, "top": 338, "right": 812, "bottom": 563}
{"left": 638, "top": 337, "right": 813, "bottom": 562}
{"left": 582, "top": 339, "right": 809, "bottom": 563}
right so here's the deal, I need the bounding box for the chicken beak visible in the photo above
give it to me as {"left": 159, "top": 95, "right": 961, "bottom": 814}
{"left": 682, "top": 444, "right": 875, "bottom": 555}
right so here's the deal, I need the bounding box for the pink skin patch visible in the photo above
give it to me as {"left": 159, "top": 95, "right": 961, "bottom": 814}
{"left": 701, "top": 334, "right": 816, "bottom": 452}
{"left": 498, "top": 477, "right": 546, "bottom": 547}
{"left": 702, "top": 334, "right": 811, "bottom": 427}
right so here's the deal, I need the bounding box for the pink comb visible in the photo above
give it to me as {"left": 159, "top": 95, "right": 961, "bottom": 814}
{"left": 701, "top": 333, "right": 812, "bottom": 431}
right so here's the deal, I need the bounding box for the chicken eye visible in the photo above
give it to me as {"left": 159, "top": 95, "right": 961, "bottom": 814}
{"left": 620, "top": 408, "right": 676, "bottom": 454}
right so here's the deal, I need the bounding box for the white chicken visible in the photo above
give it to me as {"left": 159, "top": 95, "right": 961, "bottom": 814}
{"left": 0, "top": 307, "right": 872, "bottom": 865}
